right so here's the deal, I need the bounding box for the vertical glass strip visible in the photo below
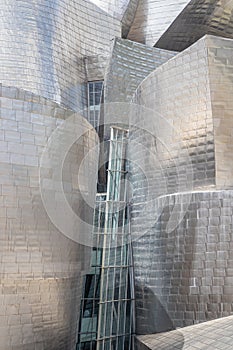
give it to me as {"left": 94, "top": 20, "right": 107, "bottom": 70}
{"left": 96, "top": 127, "right": 134, "bottom": 350}
{"left": 77, "top": 126, "right": 135, "bottom": 350}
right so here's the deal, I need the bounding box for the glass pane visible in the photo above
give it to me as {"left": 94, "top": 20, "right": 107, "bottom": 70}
{"left": 95, "top": 82, "right": 103, "bottom": 91}
{"left": 95, "top": 92, "right": 101, "bottom": 105}
{"left": 89, "top": 93, "right": 94, "bottom": 106}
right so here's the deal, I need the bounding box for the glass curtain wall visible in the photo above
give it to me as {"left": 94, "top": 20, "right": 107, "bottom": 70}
{"left": 77, "top": 127, "right": 134, "bottom": 350}
{"left": 96, "top": 127, "right": 134, "bottom": 350}
{"left": 77, "top": 195, "right": 106, "bottom": 350}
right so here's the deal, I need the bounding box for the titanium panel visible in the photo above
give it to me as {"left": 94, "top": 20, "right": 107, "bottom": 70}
{"left": 104, "top": 38, "right": 176, "bottom": 103}
{"left": 0, "top": 0, "right": 121, "bottom": 111}
{"left": 129, "top": 35, "right": 233, "bottom": 334}
{"left": 133, "top": 190, "right": 233, "bottom": 333}
{"left": 127, "top": 0, "right": 190, "bottom": 46}
{"left": 0, "top": 85, "right": 98, "bottom": 350}
{"left": 207, "top": 35, "right": 233, "bottom": 189}
{"left": 121, "top": 0, "right": 139, "bottom": 38}
{"left": 136, "top": 315, "right": 233, "bottom": 350}
{"left": 89, "top": 0, "right": 136, "bottom": 20}
{"left": 156, "top": 0, "right": 233, "bottom": 51}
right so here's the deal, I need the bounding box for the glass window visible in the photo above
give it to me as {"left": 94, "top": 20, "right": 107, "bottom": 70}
{"left": 87, "top": 81, "right": 103, "bottom": 131}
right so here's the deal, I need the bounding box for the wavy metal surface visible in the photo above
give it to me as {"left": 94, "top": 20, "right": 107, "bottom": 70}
{"left": 0, "top": 0, "right": 121, "bottom": 111}
{"left": 127, "top": 0, "right": 190, "bottom": 46}
{"left": 129, "top": 35, "right": 233, "bottom": 334}
{"left": 0, "top": 85, "right": 98, "bottom": 350}
{"left": 156, "top": 0, "right": 233, "bottom": 51}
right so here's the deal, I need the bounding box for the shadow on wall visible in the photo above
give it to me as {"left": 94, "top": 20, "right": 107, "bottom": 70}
{"left": 135, "top": 285, "right": 176, "bottom": 334}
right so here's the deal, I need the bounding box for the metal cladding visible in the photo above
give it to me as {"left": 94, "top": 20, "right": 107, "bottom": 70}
{"left": 0, "top": 0, "right": 121, "bottom": 111}
{"left": 0, "top": 85, "right": 98, "bottom": 350}
{"left": 89, "top": 0, "right": 139, "bottom": 36}
{"left": 135, "top": 315, "right": 233, "bottom": 349}
{"left": 129, "top": 35, "right": 233, "bottom": 334}
{"left": 127, "top": 0, "right": 190, "bottom": 46}
{"left": 104, "top": 38, "right": 176, "bottom": 104}
{"left": 2, "top": 0, "right": 233, "bottom": 349}
{"left": 127, "top": 0, "right": 233, "bottom": 52}
{"left": 156, "top": 0, "right": 233, "bottom": 51}
{"left": 103, "top": 38, "right": 176, "bottom": 142}
{"left": 89, "top": 0, "right": 136, "bottom": 20}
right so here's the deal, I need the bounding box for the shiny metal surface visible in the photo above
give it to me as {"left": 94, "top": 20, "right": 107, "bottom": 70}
{"left": 103, "top": 37, "right": 176, "bottom": 142}
{"left": 121, "top": 0, "right": 139, "bottom": 38}
{"left": 129, "top": 35, "right": 233, "bottom": 334}
{"left": 0, "top": 85, "right": 98, "bottom": 350}
{"left": 90, "top": 0, "right": 135, "bottom": 20}
{"left": 127, "top": 0, "right": 233, "bottom": 51}
{"left": 127, "top": 0, "right": 190, "bottom": 46}
{"left": 104, "top": 38, "right": 176, "bottom": 103}
{"left": 156, "top": 0, "right": 233, "bottom": 51}
{"left": 0, "top": 0, "right": 121, "bottom": 111}
{"left": 136, "top": 315, "right": 233, "bottom": 349}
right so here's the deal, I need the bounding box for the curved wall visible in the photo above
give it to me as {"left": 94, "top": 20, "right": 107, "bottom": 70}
{"left": 156, "top": 0, "right": 233, "bottom": 51}
{"left": 127, "top": 0, "right": 190, "bottom": 46}
{"left": 0, "top": 0, "right": 121, "bottom": 111}
{"left": 133, "top": 191, "right": 233, "bottom": 333}
{"left": 0, "top": 85, "right": 98, "bottom": 350}
{"left": 129, "top": 35, "right": 233, "bottom": 334}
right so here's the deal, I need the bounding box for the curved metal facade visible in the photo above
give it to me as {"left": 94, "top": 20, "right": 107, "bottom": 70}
{"left": 127, "top": 0, "right": 190, "bottom": 46}
{"left": 156, "top": 0, "right": 233, "bottom": 51}
{"left": 0, "top": 85, "right": 98, "bottom": 350}
{"left": 0, "top": 0, "right": 121, "bottom": 110}
{"left": 129, "top": 35, "right": 233, "bottom": 334}
{"left": 2, "top": 0, "right": 233, "bottom": 348}
{"left": 127, "top": 0, "right": 233, "bottom": 51}
{"left": 136, "top": 314, "right": 233, "bottom": 350}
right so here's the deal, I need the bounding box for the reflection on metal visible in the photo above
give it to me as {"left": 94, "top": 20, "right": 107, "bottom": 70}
{"left": 129, "top": 34, "right": 233, "bottom": 334}
{"left": 104, "top": 38, "right": 177, "bottom": 104}
{"left": 0, "top": 0, "right": 121, "bottom": 111}
{"left": 77, "top": 127, "right": 134, "bottom": 350}
{"left": 127, "top": 0, "right": 190, "bottom": 46}
{"left": 155, "top": 0, "right": 233, "bottom": 51}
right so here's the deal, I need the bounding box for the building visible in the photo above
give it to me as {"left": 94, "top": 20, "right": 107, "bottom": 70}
{"left": 1, "top": 1, "right": 233, "bottom": 350}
